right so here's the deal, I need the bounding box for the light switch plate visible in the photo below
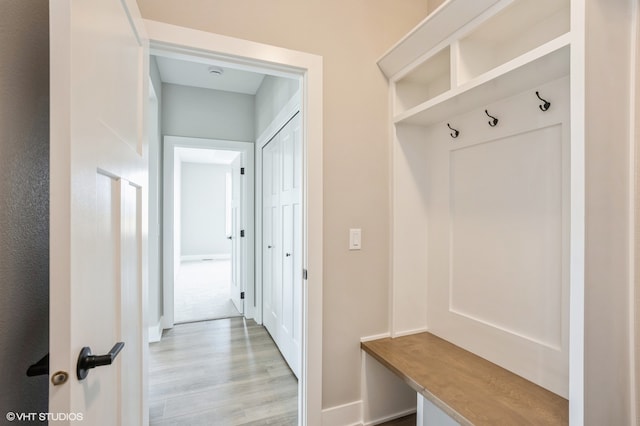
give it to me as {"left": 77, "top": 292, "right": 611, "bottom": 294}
{"left": 349, "top": 228, "right": 362, "bottom": 250}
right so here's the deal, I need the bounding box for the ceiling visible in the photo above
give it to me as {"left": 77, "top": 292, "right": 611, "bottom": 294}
{"left": 155, "top": 56, "right": 266, "bottom": 95}
{"left": 176, "top": 147, "right": 240, "bottom": 165}
{"left": 155, "top": 56, "right": 268, "bottom": 165}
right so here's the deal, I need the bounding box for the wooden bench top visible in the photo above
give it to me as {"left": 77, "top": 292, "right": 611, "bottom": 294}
{"left": 361, "top": 332, "right": 568, "bottom": 426}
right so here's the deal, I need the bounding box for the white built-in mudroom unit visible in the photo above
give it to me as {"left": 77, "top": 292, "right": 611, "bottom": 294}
{"left": 361, "top": 0, "right": 637, "bottom": 425}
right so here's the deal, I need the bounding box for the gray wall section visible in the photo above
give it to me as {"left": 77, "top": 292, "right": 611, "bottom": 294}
{"left": 180, "top": 163, "right": 231, "bottom": 257}
{"left": 162, "top": 83, "right": 255, "bottom": 142}
{"left": 255, "top": 76, "right": 300, "bottom": 139}
{"left": 0, "top": 0, "right": 50, "bottom": 416}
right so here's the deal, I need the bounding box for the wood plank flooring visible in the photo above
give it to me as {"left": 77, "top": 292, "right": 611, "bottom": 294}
{"left": 149, "top": 317, "right": 297, "bottom": 425}
{"left": 174, "top": 260, "right": 241, "bottom": 323}
{"left": 378, "top": 414, "right": 416, "bottom": 426}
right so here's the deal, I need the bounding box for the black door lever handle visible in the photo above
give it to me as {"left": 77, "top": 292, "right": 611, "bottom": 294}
{"left": 77, "top": 342, "right": 125, "bottom": 380}
{"left": 26, "top": 353, "right": 49, "bottom": 377}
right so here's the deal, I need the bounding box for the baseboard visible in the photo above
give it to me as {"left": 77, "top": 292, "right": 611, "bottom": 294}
{"left": 161, "top": 314, "right": 173, "bottom": 330}
{"left": 148, "top": 317, "right": 164, "bottom": 343}
{"left": 360, "top": 332, "right": 391, "bottom": 343}
{"left": 322, "top": 400, "right": 362, "bottom": 426}
{"left": 391, "top": 327, "right": 429, "bottom": 338}
{"left": 364, "top": 408, "right": 416, "bottom": 426}
{"left": 180, "top": 254, "right": 230, "bottom": 262}
{"left": 321, "top": 400, "right": 416, "bottom": 426}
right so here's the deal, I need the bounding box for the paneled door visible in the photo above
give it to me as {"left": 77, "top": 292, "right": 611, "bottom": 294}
{"left": 263, "top": 132, "right": 282, "bottom": 348}
{"left": 230, "top": 154, "right": 244, "bottom": 314}
{"left": 49, "top": 0, "right": 147, "bottom": 424}
{"left": 263, "top": 113, "right": 302, "bottom": 378}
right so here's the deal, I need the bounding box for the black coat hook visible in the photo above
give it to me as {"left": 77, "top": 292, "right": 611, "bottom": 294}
{"left": 536, "top": 91, "right": 551, "bottom": 111}
{"left": 485, "top": 109, "right": 498, "bottom": 127}
{"left": 447, "top": 123, "right": 459, "bottom": 138}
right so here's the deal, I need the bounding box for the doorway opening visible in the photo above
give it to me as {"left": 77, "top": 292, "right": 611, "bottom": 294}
{"left": 162, "top": 138, "right": 255, "bottom": 328}
{"left": 144, "top": 21, "right": 323, "bottom": 423}
{"left": 145, "top": 24, "right": 320, "bottom": 421}
{"left": 172, "top": 147, "right": 244, "bottom": 324}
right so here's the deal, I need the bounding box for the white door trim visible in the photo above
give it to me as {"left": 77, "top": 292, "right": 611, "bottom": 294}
{"left": 162, "top": 137, "right": 254, "bottom": 327}
{"left": 146, "top": 19, "right": 323, "bottom": 426}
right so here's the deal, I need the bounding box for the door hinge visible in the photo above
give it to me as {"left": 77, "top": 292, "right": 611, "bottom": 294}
{"left": 240, "top": 292, "right": 245, "bottom": 300}
{"left": 240, "top": 229, "right": 245, "bottom": 237}
{"left": 303, "top": 269, "right": 308, "bottom": 280}
{"left": 240, "top": 167, "right": 245, "bottom": 175}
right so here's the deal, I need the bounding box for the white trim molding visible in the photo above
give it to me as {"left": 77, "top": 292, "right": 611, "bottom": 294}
{"left": 148, "top": 316, "right": 164, "bottom": 343}
{"left": 180, "top": 254, "right": 231, "bottom": 262}
{"left": 391, "top": 327, "right": 429, "bottom": 339}
{"left": 630, "top": 1, "right": 639, "bottom": 422}
{"left": 322, "top": 401, "right": 362, "bottom": 426}
{"left": 320, "top": 400, "right": 416, "bottom": 426}
{"left": 364, "top": 408, "right": 416, "bottom": 426}
{"left": 360, "top": 333, "right": 391, "bottom": 343}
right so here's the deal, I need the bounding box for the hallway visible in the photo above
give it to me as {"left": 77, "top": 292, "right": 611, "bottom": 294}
{"left": 149, "top": 317, "right": 298, "bottom": 425}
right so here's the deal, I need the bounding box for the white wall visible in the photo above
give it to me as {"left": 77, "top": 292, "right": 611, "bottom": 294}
{"left": 148, "top": 56, "right": 164, "bottom": 334}
{"left": 162, "top": 83, "right": 255, "bottom": 142}
{"left": 0, "top": 0, "right": 49, "bottom": 416}
{"left": 255, "top": 75, "right": 300, "bottom": 138}
{"left": 180, "top": 162, "right": 231, "bottom": 258}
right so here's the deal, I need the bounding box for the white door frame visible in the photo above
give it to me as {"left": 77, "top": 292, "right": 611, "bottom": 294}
{"left": 146, "top": 19, "right": 323, "bottom": 425}
{"left": 163, "top": 137, "right": 254, "bottom": 328}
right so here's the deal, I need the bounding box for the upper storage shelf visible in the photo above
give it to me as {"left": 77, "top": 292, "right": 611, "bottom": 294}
{"left": 395, "top": 46, "right": 451, "bottom": 113}
{"left": 377, "top": 0, "right": 503, "bottom": 78}
{"left": 380, "top": 0, "right": 570, "bottom": 124}
{"left": 455, "top": 0, "right": 569, "bottom": 84}
{"left": 397, "top": 36, "right": 569, "bottom": 127}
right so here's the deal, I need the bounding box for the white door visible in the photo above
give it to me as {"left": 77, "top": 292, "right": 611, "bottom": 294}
{"left": 230, "top": 154, "right": 244, "bottom": 314}
{"left": 49, "top": 0, "right": 147, "bottom": 424}
{"left": 263, "top": 114, "right": 302, "bottom": 377}
{"left": 263, "top": 131, "right": 282, "bottom": 343}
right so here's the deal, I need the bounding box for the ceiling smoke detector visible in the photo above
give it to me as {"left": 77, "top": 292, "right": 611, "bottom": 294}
{"left": 208, "top": 66, "right": 224, "bottom": 76}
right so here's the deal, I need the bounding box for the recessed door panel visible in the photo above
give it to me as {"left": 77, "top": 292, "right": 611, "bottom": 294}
{"left": 262, "top": 113, "right": 302, "bottom": 378}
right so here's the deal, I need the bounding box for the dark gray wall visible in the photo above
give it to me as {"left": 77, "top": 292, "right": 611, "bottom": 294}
{"left": 0, "top": 0, "right": 50, "bottom": 417}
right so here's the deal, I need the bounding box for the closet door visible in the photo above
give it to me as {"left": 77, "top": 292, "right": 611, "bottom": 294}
{"left": 263, "top": 132, "right": 282, "bottom": 342}
{"left": 262, "top": 113, "right": 302, "bottom": 378}
{"left": 279, "top": 114, "right": 302, "bottom": 377}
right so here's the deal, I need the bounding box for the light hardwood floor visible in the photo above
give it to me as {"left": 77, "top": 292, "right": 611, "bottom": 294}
{"left": 174, "top": 260, "right": 241, "bottom": 323}
{"left": 378, "top": 414, "right": 416, "bottom": 426}
{"left": 149, "top": 317, "right": 297, "bottom": 425}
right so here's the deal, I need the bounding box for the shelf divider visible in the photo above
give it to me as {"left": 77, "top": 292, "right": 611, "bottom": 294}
{"left": 394, "top": 33, "right": 570, "bottom": 127}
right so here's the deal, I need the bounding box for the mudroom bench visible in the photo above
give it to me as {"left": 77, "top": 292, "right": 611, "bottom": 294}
{"left": 361, "top": 333, "right": 568, "bottom": 426}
